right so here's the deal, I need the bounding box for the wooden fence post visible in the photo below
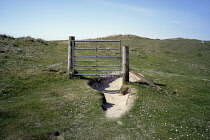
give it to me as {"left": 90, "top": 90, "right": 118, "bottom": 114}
{"left": 122, "top": 46, "right": 129, "bottom": 84}
{"left": 68, "top": 36, "right": 75, "bottom": 78}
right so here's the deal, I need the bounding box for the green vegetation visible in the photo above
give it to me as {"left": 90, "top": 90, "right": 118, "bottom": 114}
{"left": 0, "top": 34, "right": 209, "bottom": 139}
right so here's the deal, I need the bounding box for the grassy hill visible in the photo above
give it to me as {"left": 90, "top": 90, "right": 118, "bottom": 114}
{"left": 0, "top": 34, "right": 210, "bottom": 139}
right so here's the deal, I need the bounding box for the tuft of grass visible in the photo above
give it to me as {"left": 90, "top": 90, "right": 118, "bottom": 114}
{"left": 120, "top": 84, "right": 130, "bottom": 95}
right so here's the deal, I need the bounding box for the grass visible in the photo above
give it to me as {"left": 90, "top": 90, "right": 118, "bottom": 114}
{"left": 0, "top": 34, "right": 210, "bottom": 139}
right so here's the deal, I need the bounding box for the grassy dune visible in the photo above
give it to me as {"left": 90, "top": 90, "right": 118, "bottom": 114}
{"left": 0, "top": 34, "right": 209, "bottom": 139}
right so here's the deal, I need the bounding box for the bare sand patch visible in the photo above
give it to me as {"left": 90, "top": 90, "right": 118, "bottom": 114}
{"left": 89, "top": 72, "right": 141, "bottom": 119}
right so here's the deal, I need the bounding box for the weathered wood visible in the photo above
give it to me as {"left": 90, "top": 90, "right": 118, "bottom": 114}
{"left": 130, "top": 70, "right": 161, "bottom": 90}
{"left": 68, "top": 36, "right": 75, "bottom": 78}
{"left": 122, "top": 46, "right": 129, "bottom": 84}
{"left": 47, "top": 60, "right": 68, "bottom": 69}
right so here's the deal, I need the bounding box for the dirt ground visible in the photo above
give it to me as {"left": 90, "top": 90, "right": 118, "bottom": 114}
{"left": 90, "top": 73, "right": 141, "bottom": 119}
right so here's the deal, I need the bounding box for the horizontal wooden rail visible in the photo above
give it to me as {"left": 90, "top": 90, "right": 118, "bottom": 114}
{"left": 74, "top": 56, "right": 119, "bottom": 58}
{"left": 74, "top": 65, "right": 120, "bottom": 67}
{"left": 75, "top": 48, "right": 120, "bottom": 50}
{"left": 46, "top": 60, "right": 67, "bottom": 69}
{"left": 74, "top": 74, "right": 121, "bottom": 76}
{"left": 77, "top": 69, "right": 120, "bottom": 71}
{"left": 130, "top": 70, "right": 161, "bottom": 90}
{"left": 75, "top": 60, "right": 120, "bottom": 63}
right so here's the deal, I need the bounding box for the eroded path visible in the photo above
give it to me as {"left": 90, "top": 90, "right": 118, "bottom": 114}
{"left": 90, "top": 73, "right": 140, "bottom": 119}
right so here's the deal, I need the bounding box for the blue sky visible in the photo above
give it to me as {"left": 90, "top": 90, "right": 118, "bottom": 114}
{"left": 1, "top": 0, "right": 210, "bottom": 40}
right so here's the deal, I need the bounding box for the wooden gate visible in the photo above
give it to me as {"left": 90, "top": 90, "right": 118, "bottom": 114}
{"left": 68, "top": 36, "right": 122, "bottom": 76}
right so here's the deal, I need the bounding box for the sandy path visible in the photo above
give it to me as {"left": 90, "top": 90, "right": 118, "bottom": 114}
{"left": 92, "top": 73, "right": 140, "bottom": 119}
{"left": 101, "top": 77, "right": 126, "bottom": 118}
